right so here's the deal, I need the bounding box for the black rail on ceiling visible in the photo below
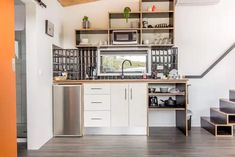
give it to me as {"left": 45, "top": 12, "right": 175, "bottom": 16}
{"left": 35, "top": 0, "right": 47, "bottom": 8}
{"left": 185, "top": 43, "right": 235, "bottom": 79}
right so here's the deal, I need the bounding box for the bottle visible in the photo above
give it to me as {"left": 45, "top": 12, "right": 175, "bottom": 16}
{"left": 152, "top": 5, "right": 156, "bottom": 12}
{"left": 143, "top": 71, "right": 147, "bottom": 79}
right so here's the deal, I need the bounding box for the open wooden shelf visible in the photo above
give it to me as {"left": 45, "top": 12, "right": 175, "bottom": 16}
{"left": 142, "top": 10, "right": 174, "bottom": 13}
{"left": 75, "top": 0, "right": 176, "bottom": 48}
{"left": 148, "top": 92, "right": 185, "bottom": 96}
{"left": 109, "top": 28, "right": 141, "bottom": 30}
{"left": 148, "top": 108, "right": 185, "bottom": 111}
{"left": 142, "top": 27, "right": 174, "bottom": 30}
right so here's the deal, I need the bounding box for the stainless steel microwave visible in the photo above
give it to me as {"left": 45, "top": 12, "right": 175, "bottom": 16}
{"left": 112, "top": 30, "right": 138, "bottom": 45}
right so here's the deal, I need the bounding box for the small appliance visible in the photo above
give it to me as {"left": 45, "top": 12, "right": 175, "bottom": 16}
{"left": 112, "top": 30, "right": 138, "bottom": 45}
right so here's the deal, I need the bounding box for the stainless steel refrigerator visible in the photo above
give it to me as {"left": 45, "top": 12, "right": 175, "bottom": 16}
{"left": 53, "top": 85, "right": 83, "bottom": 136}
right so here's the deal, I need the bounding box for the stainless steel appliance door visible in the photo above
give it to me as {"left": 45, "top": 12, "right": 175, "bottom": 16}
{"left": 53, "top": 85, "right": 83, "bottom": 136}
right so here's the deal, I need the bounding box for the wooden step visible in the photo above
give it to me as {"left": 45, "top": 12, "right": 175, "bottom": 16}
{"left": 230, "top": 90, "right": 235, "bottom": 102}
{"left": 210, "top": 108, "right": 228, "bottom": 124}
{"left": 210, "top": 108, "right": 235, "bottom": 125}
{"left": 201, "top": 117, "right": 233, "bottom": 137}
{"left": 219, "top": 99, "right": 235, "bottom": 113}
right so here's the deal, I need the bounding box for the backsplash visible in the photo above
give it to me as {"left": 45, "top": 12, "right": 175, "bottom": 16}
{"left": 53, "top": 47, "right": 178, "bottom": 80}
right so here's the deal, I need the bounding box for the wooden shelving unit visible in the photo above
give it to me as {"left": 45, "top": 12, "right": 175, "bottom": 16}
{"left": 147, "top": 79, "right": 189, "bottom": 136}
{"left": 75, "top": 0, "right": 175, "bottom": 47}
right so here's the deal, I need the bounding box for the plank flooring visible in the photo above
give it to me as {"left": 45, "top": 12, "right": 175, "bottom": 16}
{"left": 18, "top": 128, "right": 235, "bottom": 157}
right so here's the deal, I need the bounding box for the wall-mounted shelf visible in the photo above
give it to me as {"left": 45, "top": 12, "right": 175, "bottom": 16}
{"left": 109, "top": 28, "right": 141, "bottom": 30}
{"left": 148, "top": 108, "right": 185, "bottom": 111}
{"left": 142, "top": 10, "right": 174, "bottom": 13}
{"left": 148, "top": 92, "right": 185, "bottom": 96}
{"left": 75, "top": 0, "right": 175, "bottom": 48}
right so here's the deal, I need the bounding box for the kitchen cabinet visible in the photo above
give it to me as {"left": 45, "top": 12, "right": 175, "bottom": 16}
{"left": 111, "top": 83, "right": 147, "bottom": 127}
{"left": 129, "top": 83, "right": 147, "bottom": 127}
{"left": 84, "top": 83, "right": 111, "bottom": 127}
{"left": 110, "top": 83, "right": 129, "bottom": 127}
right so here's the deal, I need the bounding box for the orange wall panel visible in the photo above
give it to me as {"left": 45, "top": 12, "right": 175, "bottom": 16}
{"left": 0, "top": 0, "right": 17, "bottom": 157}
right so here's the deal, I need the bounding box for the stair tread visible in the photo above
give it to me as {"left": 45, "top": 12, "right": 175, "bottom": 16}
{"left": 201, "top": 117, "right": 231, "bottom": 125}
{"left": 211, "top": 108, "right": 235, "bottom": 115}
{"left": 220, "top": 98, "right": 235, "bottom": 104}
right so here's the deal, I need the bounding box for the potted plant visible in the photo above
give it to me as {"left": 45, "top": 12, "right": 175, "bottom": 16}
{"left": 82, "top": 16, "right": 90, "bottom": 29}
{"left": 123, "top": 7, "right": 131, "bottom": 23}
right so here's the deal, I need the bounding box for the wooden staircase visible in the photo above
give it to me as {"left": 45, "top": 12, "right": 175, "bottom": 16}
{"left": 201, "top": 90, "right": 235, "bottom": 137}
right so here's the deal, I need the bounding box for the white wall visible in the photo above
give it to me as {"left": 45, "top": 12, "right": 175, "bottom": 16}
{"left": 176, "top": 0, "right": 235, "bottom": 126}
{"left": 22, "top": 0, "right": 64, "bottom": 150}
{"left": 62, "top": 0, "right": 235, "bottom": 127}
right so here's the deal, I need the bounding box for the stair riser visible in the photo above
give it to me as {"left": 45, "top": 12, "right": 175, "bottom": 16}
{"left": 210, "top": 109, "right": 228, "bottom": 124}
{"left": 201, "top": 117, "right": 233, "bottom": 137}
{"left": 220, "top": 99, "right": 235, "bottom": 113}
{"left": 230, "top": 90, "right": 235, "bottom": 102}
{"left": 201, "top": 118, "right": 216, "bottom": 136}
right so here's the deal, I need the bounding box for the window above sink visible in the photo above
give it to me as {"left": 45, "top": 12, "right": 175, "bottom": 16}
{"left": 97, "top": 48, "right": 152, "bottom": 76}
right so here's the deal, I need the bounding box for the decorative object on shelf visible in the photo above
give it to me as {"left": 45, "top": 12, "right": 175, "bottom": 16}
{"left": 82, "top": 16, "right": 90, "bottom": 29}
{"left": 149, "top": 88, "right": 156, "bottom": 93}
{"left": 123, "top": 7, "right": 131, "bottom": 23}
{"left": 148, "top": 25, "right": 153, "bottom": 28}
{"left": 169, "top": 69, "right": 179, "bottom": 79}
{"left": 143, "top": 40, "right": 150, "bottom": 45}
{"left": 54, "top": 76, "right": 67, "bottom": 81}
{"left": 169, "top": 88, "right": 181, "bottom": 94}
{"left": 155, "top": 23, "right": 169, "bottom": 28}
{"left": 160, "top": 87, "right": 169, "bottom": 93}
{"left": 80, "top": 38, "right": 89, "bottom": 45}
{"left": 142, "top": 21, "right": 148, "bottom": 28}
{"left": 147, "top": 6, "right": 152, "bottom": 12}
{"left": 152, "top": 4, "right": 157, "bottom": 12}
{"left": 149, "top": 96, "right": 158, "bottom": 107}
{"left": 45, "top": 20, "right": 54, "bottom": 37}
{"left": 161, "top": 97, "right": 176, "bottom": 107}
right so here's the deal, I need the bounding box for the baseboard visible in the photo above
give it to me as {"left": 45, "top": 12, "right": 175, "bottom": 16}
{"left": 84, "top": 127, "right": 147, "bottom": 135}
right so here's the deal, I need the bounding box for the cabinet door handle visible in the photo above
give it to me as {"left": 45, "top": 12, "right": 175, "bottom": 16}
{"left": 91, "top": 118, "right": 102, "bottom": 120}
{"left": 91, "top": 88, "right": 102, "bottom": 90}
{"left": 125, "top": 88, "right": 127, "bottom": 100}
{"left": 91, "top": 102, "right": 102, "bottom": 104}
{"left": 130, "top": 88, "right": 133, "bottom": 100}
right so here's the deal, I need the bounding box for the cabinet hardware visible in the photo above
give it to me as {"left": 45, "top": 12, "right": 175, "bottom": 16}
{"left": 91, "top": 102, "right": 102, "bottom": 104}
{"left": 91, "top": 88, "right": 102, "bottom": 90}
{"left": 125, "top": 88, "right": 127, "bottom": 100}
{"left": 91, "top": 118, "right": 102, "bottom": 120}
{"left": 130, "top": 88, "right": 133, "bottom": 100}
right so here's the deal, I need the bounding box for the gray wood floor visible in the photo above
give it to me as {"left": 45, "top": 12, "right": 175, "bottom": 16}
{"left": 18, "top": 128, "right": 235, "bottom": 157}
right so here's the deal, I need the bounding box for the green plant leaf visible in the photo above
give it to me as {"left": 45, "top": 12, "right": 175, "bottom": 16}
{"left": 123, "top": 7, "right": 131, "bottom": 23}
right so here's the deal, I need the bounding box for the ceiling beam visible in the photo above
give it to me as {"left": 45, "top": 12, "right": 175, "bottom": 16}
{"left": 58, "top": 0, "right": 99, "bottom": 7}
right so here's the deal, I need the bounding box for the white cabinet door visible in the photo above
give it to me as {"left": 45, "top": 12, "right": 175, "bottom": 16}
{"left": 110, "top": 83, "right": 129, "bottom": 127}
{"left": 129, "top": 83, "right": 147, "bottom": 127}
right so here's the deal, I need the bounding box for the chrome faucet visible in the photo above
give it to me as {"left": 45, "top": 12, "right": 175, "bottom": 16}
{"left": 121, "top": 59, "right": 132, "bottom": 79}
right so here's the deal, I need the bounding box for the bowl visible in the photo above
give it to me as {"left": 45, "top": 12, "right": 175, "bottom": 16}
{"left": 160, "top": 88, "right": 169, "bottom": 93}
